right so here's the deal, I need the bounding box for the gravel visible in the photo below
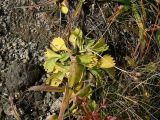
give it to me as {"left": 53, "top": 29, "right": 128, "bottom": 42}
{"left": 0, "top": 0, "right": 63, "bottom": 119}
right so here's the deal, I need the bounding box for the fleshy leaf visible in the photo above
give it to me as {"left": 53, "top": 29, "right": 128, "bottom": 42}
{"left": 91, "top": 38, "right": 109, "bottom": 52}
{"left": 99, "top": 55, "right": 115, "bottom": 68}
{"left": 53, "top": 63, "right": 69, "bottom": 73}
{"left": 72, "top": 28, "right": 83, "bottom": 38}
{"left": 43, "top": 58, "right": 58, "bottom": 73}
{"left": 89, "top": 69, "right": 103, "bottom": 81}
{"left": 69, "top": 34, "right": 77, "bottom": 48}
{"left": 46, "top": 71, "right": 66, "bottom": 87}
{"left": 77, "top": 85, "right": 93, "bottom": 98}
{"left": 85, "top": 38, "right": 95, "bottom": 48}
{"left": 89, "top": 100, "right": 97, "bottom": 111}
{"left": 50, "top": 78, "right": 62, "bottom": 87}
{"left": 105, "top": 68, "right": 116, "bottom": 80}
{"left": 78, "top": 53, "right": 98, "bottom": 68}
{"left": 51, "top": 37, "right": 68, "bottom": 51}
{"left": 45, "top": 48, "right": 61, "bottom": 59}
{"left": 59, "top": 53, "right": 70, "bottom": 62}
{"left": 69, "top": 28, "right": 84, "bottom": 50}
{"left": 69, "top": 57, "right": 85, "bottom": 88}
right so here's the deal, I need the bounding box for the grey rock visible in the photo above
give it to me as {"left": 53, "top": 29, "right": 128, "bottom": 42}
{"left": 1, "top": 97, "right": 12, "bottom": 116}
{"left": 0, "top": 56, "right": 2, "bottom": 63}
{"left": 50, "top": 97, "right": 62, "bottom": 113}
{"left": 0, "top": 102, "right": 2, "bottom": 119}
{"left": 5, "top": 62, "right": 43, "bottom": 93}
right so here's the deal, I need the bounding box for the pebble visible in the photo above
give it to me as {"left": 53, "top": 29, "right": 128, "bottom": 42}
{"left": 50, "top": 97, "right": 62, "bottom": 113}
{"left": 0, "top": 56, "right": 2, "bottom": 63}
{"left": 1, "top": 36, "right": 44, "bottom": 69}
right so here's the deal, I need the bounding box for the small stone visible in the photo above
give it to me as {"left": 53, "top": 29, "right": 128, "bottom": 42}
{"left": 0, "top": 82, "right": 2, "bottom": 93}
{"left": 0, "top": 61, "right": 6, "bottom": 70}
{"left": 12, "top": 42, "right": 17, "bottom": 47}
{"left": 0, "top": 56, "right": 2, "bottom": 63}
{"left": 1, "top": 99, "right": 12, "bottom": 116}
{"left": 20, "top": 41, "right": 25, "bottom": 46}
{"left": 38, "top": 56, "right": 44, "bottom": 62}
{"left": 50, "top": 97, "right": 62, "bottom": 113}
{"left": 24, "top": 49, "right": 29, "bottom": 60}
{"left": 0, "top": 102, "right": 2, "bottom": 118}
{"left": 6, "top": 43, "right": 10, "bottom": 48}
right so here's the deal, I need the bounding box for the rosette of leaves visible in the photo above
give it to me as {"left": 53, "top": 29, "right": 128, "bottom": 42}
{"left": 30, "top": 28, "right": 116, "bottom": 120}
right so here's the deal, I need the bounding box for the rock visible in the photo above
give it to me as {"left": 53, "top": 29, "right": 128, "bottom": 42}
{"left": 0, "top": 102, "right": 2, "bottom": 118}
{"left": 0, "top": 82, "right": 2, "bottom": 93}
{"left": 50, "top": 97, "right": 62, "bottom": 113}
{"left": 1, "top": 97, "right": 12, "bottom": 116}
{"left": 0, "top": 55, "right": 2, "bottom": 64}
{"left": 5, "top": 62, "right": 43, "bottom": 93}
{"left": 0, "top": 19, "right": 8, "bottom": 36}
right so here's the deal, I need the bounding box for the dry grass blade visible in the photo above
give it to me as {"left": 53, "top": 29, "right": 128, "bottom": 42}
{"left": 28, "top": 85, "right": 64, "bottom": 92}
{"left": 73, "top": 0, "right": 84, "bottom": 18}
{"left": 58, "top": 87, "right": 73, "bottom": 120}
{"left": 107, "top": 5, "right": 124, "bottom": 28}
{"left": 131, "top": 2, "right": 148, "bottom": 58}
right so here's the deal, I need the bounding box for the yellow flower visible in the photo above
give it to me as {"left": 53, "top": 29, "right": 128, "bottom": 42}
{"left": 61, "top": 1, "right": 68, "bottom": 14}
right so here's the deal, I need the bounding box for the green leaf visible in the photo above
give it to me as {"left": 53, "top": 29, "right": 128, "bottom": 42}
{"left": 156, "top": 30, "right": 160, "bottom": 47}
{"left": 77, "top": 85, "right": 93, "bottom": 98}
{"left": 51, "top": 37, "right": 68, "bottom": 51}
{"left": 105, "top": 68, "right": 116, "bottom": 80}
{"left": 72, "top": 28, "right": 83, "bottom": 38}
{"left": 145, "top": 62, "right": 157, "bottom": 73}
{"left": 89, "top": 100, "right": 97, "bottom": 111}
{"left": 53, "top": 63, "right": 69, "bottom": 73}
{"left": 99, "top": 55, "right": 115, "bottom": 68}
{"left": 78, "top": 53, "right": 98, "bottom": 68}
{"left": 69, "top": 34, "right": 77, "bottom": 48}
{"left": 132, "top": 2, "right": 145, "bottom": 53}
{"left": 68, "top": 57, "right": 85, "bottom": 88}
{"left": 69, "top": 28, "right": 84, "bottom": 50}
{"left": 60, "top": 53, "right": 70, "bottom": 62}
{"left": 85, "top": 38, "right": 95, "bottom": 48}
{"left": 91, "top": 38, "right": 109, "bottom": 52}
{"left": 89, "top": 69, "right": 103, "bottom": 81}
{"left": 45, "top": 48, "right": 61, "bottom": 59}
{"left": 46, "top": 71, "right": 66, "bottom": 87}
{"left": 43, "top": 58, "right": 58, "bottom": 73}
{"left": 89, "top": 69, "right": 105, "bottom": 86}
{"left": 69, "top": 103, "right": 78, "bottom": 114}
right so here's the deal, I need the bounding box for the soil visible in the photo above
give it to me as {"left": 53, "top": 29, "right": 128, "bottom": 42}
{"left": 0, "top": 0, "right": 159, "bottom": 120}
{"left": 0, "top": 0, "right": 64, "bottom": 119}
